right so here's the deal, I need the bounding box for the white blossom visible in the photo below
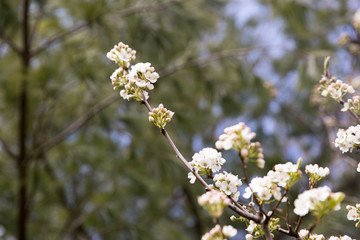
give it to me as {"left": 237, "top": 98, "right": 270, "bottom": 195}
{"left": 216, "top": 122, "right": 264, "bottom": 168}
{"left": 294, "top": 186, "right": 344, "bottom": 216}
{"left": 106, "top": 42, "right": 136, "bottom": 67}
{"left": 198, "top": 190, "right": 231, "bottom": 219}
{"left": 222, "top": 225, "right": 237, "bottom": 238}
{"left": 214, "top": 171, "right": 242, "bottom": 200}
{"left": 335, "top": 125, "right": 360, "bottom": 153}
{"left": 299, "top": 229, "right": 309, "bottom": 238}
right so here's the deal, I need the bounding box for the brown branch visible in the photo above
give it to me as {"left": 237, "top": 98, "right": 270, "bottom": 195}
{"left": 158, "top": 47, "right": 262, "bottom": 78}
{"left": 31, "top": 23, "right": 89, "bottom": 57}
{"left": 18, "top": 0, "right": 31, "bottom": 239}
{"left": 31, "top": 94, "right": 118, "bottom": 158}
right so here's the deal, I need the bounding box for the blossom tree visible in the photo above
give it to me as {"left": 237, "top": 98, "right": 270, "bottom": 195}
{"left": 105, "top": 38, "right": 360, "bottom": 239}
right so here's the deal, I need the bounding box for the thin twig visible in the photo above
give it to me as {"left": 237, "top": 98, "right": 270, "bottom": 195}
{"left": 31, "top": 23, "right": 89, "bottom": 57}
{"left": 31, "top": 95, "right": 118, "bottom": 158}
{"left": 0, "top": 134, "right": 17, "bottom": 159}
{"left": 0, "top": 26, "right": 21, "bottom": 55}
{"left": 141, "top": 96, "right": 262, "bottom": 222}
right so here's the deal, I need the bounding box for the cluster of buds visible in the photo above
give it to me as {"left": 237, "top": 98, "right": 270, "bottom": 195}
{"left": 334, "top": 125, "right": 360, "bottom": 153}
{"left": 341, "top": 95, "right": 360, "bottom": 116}
{"left": 148, "top": 104, "right": 174, "bottom": 129}
{"left": 293, "top": 186, "right": 344, "bottom": 218}
{"left": 198, "top": 190, "right": 231, "bottom": 219}
{"left": 318, "top": 75, "right": 355, "bottom": 102}
{"left": 107, "top": 42, "right": 160, "bottom": 101}
{"left": 244, "top": 160, "right": 301, "bottom": 202}
{"left": 305, "top": 164, "right": 330, "bottom": 188}
{"left": 215, "top": 122, "right": 265, "bottom": 168}
{"left": 346, "top": 204, "right": 360, "bottom": 227}
{"left": 188, "top": 148, "right": 226, "bottom": 183}
{"left": 213, "top": 171, "right": 242, "bottom": 200}
{"left": 201, "top": 224, "right": 237, "bottom": 240}
{"left": 244, "top": 218, "right": 279, "bottom": 240}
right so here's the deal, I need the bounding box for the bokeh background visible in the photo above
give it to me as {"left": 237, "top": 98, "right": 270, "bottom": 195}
{"left": 1, "top": 0, "right": 360, "bottom": 239}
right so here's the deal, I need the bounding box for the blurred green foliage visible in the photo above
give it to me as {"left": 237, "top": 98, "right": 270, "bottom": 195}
{"left": 0, "top": 0, "right": 360, "bottom": 239}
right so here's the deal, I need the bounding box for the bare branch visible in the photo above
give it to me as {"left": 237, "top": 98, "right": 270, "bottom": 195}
{"left": 0, "top": 26, "right": 21, "bottom": 55}
{"left": 31, "top": 94, "right": 118, "bottom": 157}
{"left": 31, "top": 23, "right": 89, "bottom": 57}
{"left": 158, "top": 47, "right": 262, "bottom": 78}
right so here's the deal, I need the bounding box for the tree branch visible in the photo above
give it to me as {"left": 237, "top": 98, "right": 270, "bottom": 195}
{"left": 31, "top": 23, "right": 89, "bottom": 57}
{"left": 0, "top": 26, "right": 21, "bottom": 55}
{"left": 0, "top": 134, "right": 17, "bottom": 159}
{"left": 31, "top": 94, "right": 118, "bottom": 158}
{"left": 18, "top": 0, "right": 31, "bottom": 238}
{"left": 141, "top": 96, "right": 262, "bottom": 223}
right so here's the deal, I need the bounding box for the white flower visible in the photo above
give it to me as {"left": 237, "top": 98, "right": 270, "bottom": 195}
{"left": 188, "top": 148, "right": 226, "bottom": 183}
{"left": 294, "top": 186, "right": 344, "bottom": 216}
{"left": 214, "top": 172, "right": 242, "bottom": 200}
{"left": 245, "top": 221, "right": 257, "bottom": 234}
{"left": 243, "top": 176, "right": 281, "bottom": 201}
{"left": 222, "top": 225, "right": 237, "bottom": 238}
{"left": 305, "top": 164, "right": 330, "bottom": 184}
{"left": 335, "top": 125, "right": 360, "bottom": 153}
{"left": 188, "top": 172, "right": 196, "bottom": 184}
{"left": 299, "top": 229, "right": 309, "bottom": 238}
{"left": 357, "top": 162, "right": 360, "bottom": 172}
{"left": 245, "top": 234, "right": 253, "bottom": 240}
{"left": 106, "top": 42, "right": 136, "bottom": 66}
{"left": 198, "top": 190, "right": 231, "bottom": 219}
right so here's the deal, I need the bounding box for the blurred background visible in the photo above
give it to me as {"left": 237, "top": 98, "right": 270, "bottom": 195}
{"left": 1, "top": 0, "right": 360, "bottom": 239}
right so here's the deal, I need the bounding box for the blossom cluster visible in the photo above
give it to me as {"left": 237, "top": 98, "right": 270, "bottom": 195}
{"left": 305, "top": 164, "right": 330, "bottom": 187}
{"left": 201, "top": 224, "right": 237, "bottom": 240}
{"left": 293, "top": 186, "right": 344, "bottom": 217}
{"left": 243, "top": 160, "right": 301, "bottom": 202}
{"left": 346, "top": 204, "right": 360, "bottom": 227}
{"left": 188, "top": 148, "right": 226, "bottom": 183}
{"left": 299, "top": 229, "right": 354, "bottom": 240}
{"left": 341, "top": 95, "right": 360, "bottom": 116}
{"left": 148, "top": 104, "right": 174, "bottom": 129}
{"left": 198, "top": 190, "right": 231, "bottom": 219}
{"left": 215, "top": 122, "right": 265, "bottom": 168}
{"left": 106, "top": 42, "right": 136, "bottom": 67}
{"left": 318, "top": 76, "right": 355, "bottom": 102}
{"left": 334, "top": 125, "right": 360, "bottom": 153}
{"left": 244, "top": 218, "right": 279, "bottom": 240}
{"left": 107, "top": 42, "right": 160, "bottom": 101}
{"left": 328, "top": 236, "right": 355, "bottom": 240}
{"left": 213, "top": 171, "right": 242, "bottom": 200}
